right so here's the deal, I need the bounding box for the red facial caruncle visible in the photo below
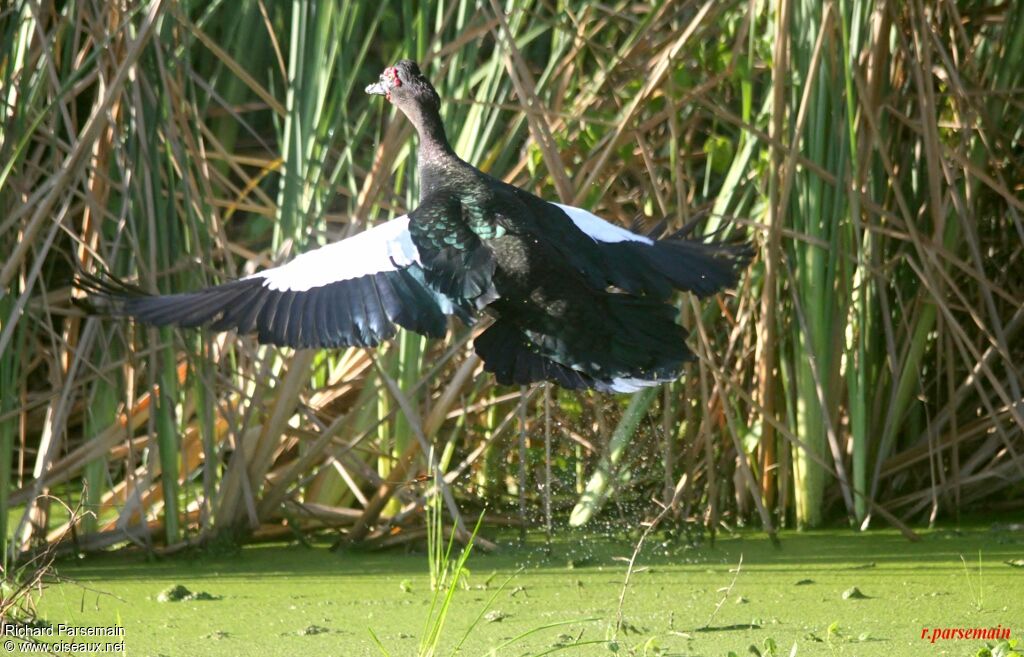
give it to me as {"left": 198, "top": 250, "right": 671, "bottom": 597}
{"left": 385, "top": 67, "right": 401, "bottom": 101}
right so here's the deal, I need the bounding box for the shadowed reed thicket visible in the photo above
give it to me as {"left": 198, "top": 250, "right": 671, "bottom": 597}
{"left": 0, "top": 0, "right": 1021, "bottom": 561}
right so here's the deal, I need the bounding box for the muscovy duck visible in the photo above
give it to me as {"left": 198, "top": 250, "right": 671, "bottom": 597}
{"left": 87, "top": 60, "right": 750, "bottom": 393}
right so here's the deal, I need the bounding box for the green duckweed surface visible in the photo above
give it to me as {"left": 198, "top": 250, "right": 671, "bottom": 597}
{"left": 31, "top": 524, "right": 1024, "bottom": 656}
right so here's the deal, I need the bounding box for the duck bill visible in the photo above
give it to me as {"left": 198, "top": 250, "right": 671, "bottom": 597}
{"left": 365, "top": 81, "right": 388, "bottom": 96}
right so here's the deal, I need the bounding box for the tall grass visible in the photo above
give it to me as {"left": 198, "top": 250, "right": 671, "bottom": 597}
{"left": 0, "top": 0, "right": 1021, "bottom": 560}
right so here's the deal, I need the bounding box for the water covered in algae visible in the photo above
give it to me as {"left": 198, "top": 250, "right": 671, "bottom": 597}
{"left": 35, "top": 524, "right": 1023, "bottom": 656}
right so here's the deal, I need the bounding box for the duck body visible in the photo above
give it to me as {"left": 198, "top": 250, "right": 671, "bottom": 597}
{"left": 85, "top": 60, "right": 749, "bottom": 393}
{"left": 404, "top": 151, "right": 694, "bottom": 391}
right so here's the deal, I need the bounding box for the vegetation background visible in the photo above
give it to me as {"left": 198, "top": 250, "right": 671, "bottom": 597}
{"left": 0, "top": 0, "right": 1022, "bottom": 564}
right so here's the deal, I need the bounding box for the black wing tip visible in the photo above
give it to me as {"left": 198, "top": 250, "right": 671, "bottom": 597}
{"left": 71, "top": 268, "right": 149, "bottom": 317}
{"left": 662, "top": 223, "right": 755, "bottom": 260}
{"left": 642, "top": 234, "right": 755, "bottom": 298}
{"left": 657, "top": 213, "right": 756, "bottom": 275}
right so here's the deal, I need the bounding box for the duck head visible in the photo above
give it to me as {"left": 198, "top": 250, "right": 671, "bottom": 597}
{"left": 365, "top": 60, "right": 441, "bottom": 116}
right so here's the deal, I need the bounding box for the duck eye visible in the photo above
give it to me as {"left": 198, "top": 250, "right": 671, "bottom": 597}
{"left": 389, "top": 67, "right": 402, "bottom": 87}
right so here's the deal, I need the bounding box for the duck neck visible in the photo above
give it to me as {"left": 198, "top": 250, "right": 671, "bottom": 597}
{"left": 410, "top": 105, "right": 452, "bottom": 155}
{"left": 406, "top": 104, "right": 459, "bottom": 195}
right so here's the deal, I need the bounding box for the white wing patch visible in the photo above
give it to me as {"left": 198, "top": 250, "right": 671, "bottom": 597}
{"left": 553, "top": 203, "right": 654, "bottom": 246}
{"left": 608, "top": 376, "right": 669, "bottom": 393}
{"left": 250, "top": 216, "right": 420, "bottom": 292}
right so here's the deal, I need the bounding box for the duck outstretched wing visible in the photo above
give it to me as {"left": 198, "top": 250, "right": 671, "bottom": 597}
{"left": 81, "top": 217, "right": 466, "bottom": 348}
